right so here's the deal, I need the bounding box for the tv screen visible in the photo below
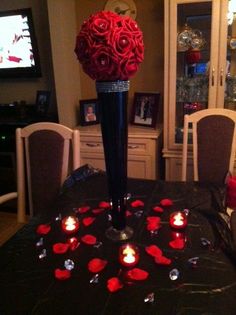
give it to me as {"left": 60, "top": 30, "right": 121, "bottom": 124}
{"left": 0, "top": 8, "right": 41, "bottom": 78}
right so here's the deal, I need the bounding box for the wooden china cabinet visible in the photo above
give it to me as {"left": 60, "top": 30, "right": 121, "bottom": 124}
{"left": 164, "top": 0, "right": 236, "bottom": 180}
{"left": 78, "top": 124, "right": 163, "bottom": 180}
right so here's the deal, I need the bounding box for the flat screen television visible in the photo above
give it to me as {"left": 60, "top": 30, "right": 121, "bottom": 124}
{"left": 0, "top": 8, "right": 41, "bottom": 78}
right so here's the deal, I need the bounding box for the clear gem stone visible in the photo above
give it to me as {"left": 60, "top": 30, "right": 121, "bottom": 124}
{"left": 144, "top": 292, "right": 155, "bottom": 303}
{"left": 36, "top": 237, "right": 43, "bottom": 247}
{"left": 90, "top": 273, "right": 99, "bottom": 284}
{"left": 150, "top": 229, "right": 158, "bottom": 236}
{"left": 93, "top": 241, "right": 103, "bottom": 249}
{"left": 188, "top": 256, "right": 199, "bottom": 267}
{"left": 183, "top": 208, "right": 190, "bottom": 216}
{"left": 201, "top": 237, "right": 211, "bottom": 247}
{"left": 38, "top": 248, "right": 47, "bottom": 259}
{"left": 126, "top": 193, "right": 131, "bottom": 200}
{"left": 55, "top": 213, "right": 62, "bottom": 221}
{"left": 64, "top": 259, "right": 75, "bottom": 271}
{"left": 169, "top": 268, "right": 180, "bottom": 280}
{"left": 134, "top": 210, "right": 143, "bottom": 218}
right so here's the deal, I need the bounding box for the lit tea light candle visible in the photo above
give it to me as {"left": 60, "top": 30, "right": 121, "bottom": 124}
{"left": 61, "top": 216, "right": 79, "bottom": 234}
{"left": 119, "top": 243, "right": 139, "bottom": 267}
{"left": 169, "top": 211, "right": 187, "bottom": 230}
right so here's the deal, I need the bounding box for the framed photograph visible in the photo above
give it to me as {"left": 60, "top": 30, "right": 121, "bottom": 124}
{"left": 80, "top": 99, "right": 99, "bottom": 126}
{"left": 130, "top": 92, "right": 160, "bottom": 128}
{"left": 36, "top": 90, "right": 51, "bottom": 115}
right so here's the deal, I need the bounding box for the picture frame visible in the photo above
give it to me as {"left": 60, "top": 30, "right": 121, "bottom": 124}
{"left": 130, "top": 92, "right": 160, "bottom": 128}
{"left": 80, "top": 99, "right": 99, "bottom": 126}
{"left": 35, "top": 90, "right": 51, "bottom": 116}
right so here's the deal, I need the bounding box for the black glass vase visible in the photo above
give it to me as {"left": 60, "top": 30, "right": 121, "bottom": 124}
{"left": 96, "top": 81, "right": 133, "bottom": 241}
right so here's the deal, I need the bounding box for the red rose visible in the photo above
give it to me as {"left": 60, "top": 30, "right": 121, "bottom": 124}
{"left": 134, "top": 41, "right": 144, "bottom": 63}
{"left": 109, "top": 29, "right": 135, "bottom": 58}
{"left": 74, "top": 32, "right": 92, "bottom": 63}
{"left": 120, "top": 17, "right": 141, "bottom": 35}
{"left": 89, "top": 46, "right": 119, "bottom": 81}
{"left": 88, "top": 12, "right": 121, "bottom": 39}
{"left": 119, "top": 54, "right": 139, "bottom": 80}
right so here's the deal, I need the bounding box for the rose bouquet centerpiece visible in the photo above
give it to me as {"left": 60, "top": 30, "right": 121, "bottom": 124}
{"left": 74, "top": 11, "right": 144, "bottom": 81}
{"left": 75, "top": 11, "right": 144, "bottom": 241}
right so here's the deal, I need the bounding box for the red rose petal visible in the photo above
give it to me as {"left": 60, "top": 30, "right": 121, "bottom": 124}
{"left": 107, "top": 277, "right": 123, "bottom": 292}
{"left": 126, "top": 210, "right": 132, "bottom": 217}
{"left": 81, "top": 234, "right": 97, "bottom": 245}
{"left": 145, "top": 245, "right": 163, "bottom": 258}
{"left": 82, "top": 217, "right": 95, "bottom": 226}
{"left": 88, "top": 258, "right": 108, "bottom": 273}
{"left": 160, "top": 198, "right": 173, "bottom": 206}
{"left": 152, "top": 206, "right": 164, "bottom": 213}
{"left": 54, "top": 268, "right": 71, "bottom": 280}
{"left": 131, "top": 200, "right": 144, "bottom": 208}
{"left": 53, "top": 243, "right": 69, "bottom": 254}
{"left": 147, "top": 217, "right": 160, "bottom": 224}
{"left": 127, "top": 268, "right": 149, "bottom": 280}
{"left": 147, "top": 223, "right": 160, "bottom": 231}
{"left": 146, "top": 216, "right": 161, "bottom": 231}
{"left": 169, "top": 238, "right": 185, "bottom": 249}
{"left": 36, "top": 224, "right": 51, "bottom": 235}
{"left": 92, "top": 208, "right": 105, "bottom": 215}
{"left": 154, "top": 255, "right": 172, "bottom": 265}
{"left": 99, "top": 201, "right": 110, "bottom": 209}
{"left": 76, "top": 206, "right": 90, "bottom": 214}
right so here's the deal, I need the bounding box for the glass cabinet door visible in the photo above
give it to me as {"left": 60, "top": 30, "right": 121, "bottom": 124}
{"left": 224, "top": 0, "right": 236, "bottom": 110}
{"left": 175, "top": 2, "right": 213, "bottom": 143}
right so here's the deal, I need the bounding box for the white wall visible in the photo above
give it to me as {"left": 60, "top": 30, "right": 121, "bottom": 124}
{"left": 47, "top": 0, "right": 81, "bottom": 127}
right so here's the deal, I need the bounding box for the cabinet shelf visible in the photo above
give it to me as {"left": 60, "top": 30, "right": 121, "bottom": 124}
{"left": 164, "top": 0, "right": 236, "bottom": 181}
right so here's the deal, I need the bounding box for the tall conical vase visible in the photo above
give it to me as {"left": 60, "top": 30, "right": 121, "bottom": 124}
{"left": 96, "top": 80, "right": 133, "bottom": 241}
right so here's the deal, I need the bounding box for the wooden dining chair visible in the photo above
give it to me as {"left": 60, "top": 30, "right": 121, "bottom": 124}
{"left": 0, "top": 122, "right": 80, "bottom": 223}
{"left": 182, "top": 108, "right": 236, "bottom": 183}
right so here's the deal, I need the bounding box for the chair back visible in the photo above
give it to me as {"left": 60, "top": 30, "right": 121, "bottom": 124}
{"left": 182, "top": 108, "right": 236, "bottom": 183}
{"left": 16, "top": 122, "right": 80, "bottom": 221}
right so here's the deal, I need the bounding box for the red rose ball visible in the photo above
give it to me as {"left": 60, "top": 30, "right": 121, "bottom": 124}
{"left": 74, "top": 11, "right": 144, "bottom": 81}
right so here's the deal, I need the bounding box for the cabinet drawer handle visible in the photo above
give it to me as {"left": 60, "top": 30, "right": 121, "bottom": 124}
{"left": 128, "top": 145, "right": 139, "bottom": 149}
{"left": 86, "top": 143, "right": 101, "bottom": 147}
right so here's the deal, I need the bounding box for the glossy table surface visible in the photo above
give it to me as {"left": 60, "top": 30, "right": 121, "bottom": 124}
{"left": 0, "top": 172, "right": 236, "bottom": 315}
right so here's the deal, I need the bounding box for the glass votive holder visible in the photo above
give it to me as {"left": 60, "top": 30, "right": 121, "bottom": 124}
{"left": 119, "top": 243, "right": 139, "bottom": 268}
{"left": 61, "top": 216, "right": 79, "bottom": 234}
{"left": 169, "top": 211, "right": 187, "bottom": 230}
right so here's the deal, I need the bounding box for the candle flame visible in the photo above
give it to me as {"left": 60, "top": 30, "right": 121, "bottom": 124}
{"left": 65, "top": 216, "right": 77, "bottom": 231}
{"left": 173, "top": 213, "right": 184, "bottom": 226}
{"left": 123, "top": 246, "right": 136, "bottom": 264}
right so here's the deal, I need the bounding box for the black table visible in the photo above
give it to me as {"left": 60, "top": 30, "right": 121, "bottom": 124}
{"left": 0, "top": 173, "right": 236, "bottom": 315}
